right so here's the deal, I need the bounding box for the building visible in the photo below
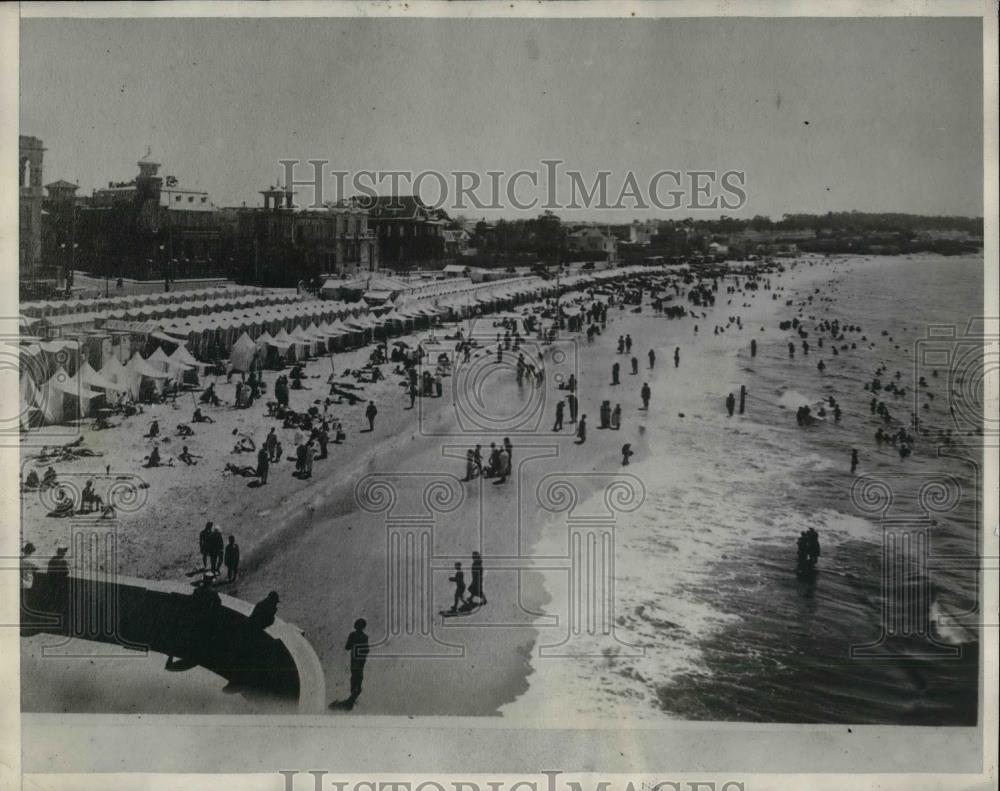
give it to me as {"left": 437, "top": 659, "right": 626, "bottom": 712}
{"left": 360, "top": 195, "right": 449, "bottom": 270}
{"left": 442, "top": 228, "right": 472, "bottom": 257}
{"left": 41, "top": 180, "right": 84, "bottom": 291}
{"left": 19, "top": 135, "right": 47, "bottom": 292}
{"left": 566, "top": 227, "right": 618, "bottom": 260}
{"left": 76, "top": 153, "right": 226, "bottom": 283}
{"left": 234, "top": 188, "right": 378, "bottom": 286}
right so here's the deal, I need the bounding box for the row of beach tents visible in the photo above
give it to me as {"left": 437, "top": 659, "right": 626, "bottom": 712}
{"left": 19, "top": 344, "right": 207, "bottom": 428}
{"left": 20, "top": 285, "right": 291, "bottom": 318}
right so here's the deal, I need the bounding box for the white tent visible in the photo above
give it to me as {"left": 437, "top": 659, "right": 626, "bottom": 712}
{"left": 41, "top": 367, "right": 102, "bottom": 423}
{"left": 229, "top": 332, "right": 259, "bottom": 373}
{"left": 19, "top": 373, "right": 40, "bottom": 429}
{"left": 78, "top": 361, "right": 121, "bottom": 394}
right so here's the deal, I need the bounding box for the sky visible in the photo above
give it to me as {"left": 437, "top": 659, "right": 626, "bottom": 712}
{"left": 20, "top": 17, "right": 984, "bottom": 222}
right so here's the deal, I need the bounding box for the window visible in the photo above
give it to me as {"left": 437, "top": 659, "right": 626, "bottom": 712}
{"left": 188, "top": 196, "right": 194, "bottom": 203}
{"left": 175, "top": 195, "right": 182, "bottom": 202}
{"left": 201, "top": 197, "right": 207, "bottom": 204}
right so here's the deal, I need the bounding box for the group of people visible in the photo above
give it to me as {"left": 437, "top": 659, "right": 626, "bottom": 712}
{"left": 198, "top": 522, "right": 240, "bottom": 582}
{"left": 461, "top": 438, "right": 514, "bottom": 484}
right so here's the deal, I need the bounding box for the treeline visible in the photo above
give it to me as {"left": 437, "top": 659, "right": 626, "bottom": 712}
{"left": 684, "top": 211, "right": 983, "bottom": 236}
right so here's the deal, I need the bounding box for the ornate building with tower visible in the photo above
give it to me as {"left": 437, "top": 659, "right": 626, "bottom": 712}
{"left": 19, "top": 135, "right": 48, "bottom": 294}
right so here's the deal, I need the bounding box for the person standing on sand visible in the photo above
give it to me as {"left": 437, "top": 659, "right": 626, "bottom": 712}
{"left": 224, "top": 535, "right": 240, "bottom": 582}
{"left": 648, "top": 349, "right": 656, "bottom": 369}
{"left": 576, "top": 415, "right": 587, "bottom": 444}
{"left": 365, "top": 401, "right": 377, "bottom": 432}
{"left": 343, "top": 618, "right": 369, "bottom": 709}
{"left": 611, "top": 403, "right": 622, "bottom": 430}
{"left": 567, "top": 393, "right": 579, "bottom": 424}
{"left": 726, "top": 393, "right": 736, "bottom": 417}
{"left": 851, "top": 448, "right": 859, "bottom": 475}
{"left": 265, "top": 428, "right": 278, "bottom": 462}
{"left": 625, "top": 334, "right": 633, "bottom": 354}
{"left": 209, "top": 525, "right": 225, "bottom": 574}
{"left": 631, "top": 356, "right": 639, "bottom": 375}
{"left": 256, "top": 445, "right": 270, "bottom": 484}
{"left": 674, "top": 347, "right": 680, "bottom": 368}
{"left": 469, "top": 552, "right": 487, "bottom": 605}
{"left": 640, "top": 383, "right": 651, "bottom": 411}
{"left": 462, "top": 449, "right": 478, "bottom": 481}
{"left": 553, "top": 399, "right": 565, "bottom": 432}
{"left": 199, "top": 522, "right": 214, "bottom": 569}
{"left": 611, "top": 362, "right": 620, "bottom": 386}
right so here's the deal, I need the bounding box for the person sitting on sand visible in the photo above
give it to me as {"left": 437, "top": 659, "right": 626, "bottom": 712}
{"left": 23, "top": 469, "right": 40, "bottom": 491}
{"left": 146, "top": 420, "right": 160, "bottom": 439}
{"left": 176, "top": 423, "right": 194, "bottom": 438}
{"left": 231, "top": 434, "right": 256, "bottom": 454}
{"left": 144, "top": 446, "right": 164, "bottom": 468}
{"left": 79, "top": 479, "right": 104, "bottom": 513}
{"left": 179, "top": 446, "right": 200, "bottom": 466}
{"left": 192, "top": 407, "right": 214, "bottom": 424}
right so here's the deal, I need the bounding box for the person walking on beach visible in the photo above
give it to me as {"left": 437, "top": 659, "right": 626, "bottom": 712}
{"left": 851, "top": 448, "right": 859, "bottom": 475}
{"left": 408, "top": 382, "right": 417, "bottom": 409}
{"left": 726, "top": 393, "right": 736, "bottom": 417}
{"left": 674, "top": 347, "right": 680, "bottom": 368}
{"left": 199, "top": 522, "right": 214, "bottom": 569}
{"left": 621, "top": 443, "right": 634, "bottom": 466}
{"left": 449, "top": 562, "right": 468, "bottom": 612}
{"left": 469, "top": 552, "right": 487, "bottom": 606}
{"left": 648, "top": 349, "right": 656, "bottom": 369}
{"left": 342, "top": 618, "right": 369, "bottom": 709}
{"left": 224, "top": 535, "right": 240, "bottom": 582}
{"left": 611, "top": 362, "right": 620, "bottom": 386}
{"left": 365, "top": 401, "right": 377, "bottom": 432}
{"left": 575, "top": 414, "right": 587, "bottom": 444}
{"left": 553, "top": 399, "right": 565, "bottom": 432}
{"left": 640, "top": 382, "right": 651, "bottom": 411}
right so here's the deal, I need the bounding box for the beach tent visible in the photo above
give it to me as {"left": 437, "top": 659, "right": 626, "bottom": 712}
{"left": 41, "top": 367, "right": 103, "bottom": 423}
{"left": 229, "top": 332, "right": 259, "bottom": 373}
{"left": 19, "top": 373, "right": 41, "bottom": 429}
{"left": 78, "top": 361, "right": 121, "bottom": 394}
{"left": 170, "top": 344, "right": 205, "bottom": 370}
{"left": 126, "top": 352, "right": 170, "bottom": 399}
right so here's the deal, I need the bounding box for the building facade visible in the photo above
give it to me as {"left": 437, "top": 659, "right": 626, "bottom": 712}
{"left": 233, "top": 188, "right": 378, "bottom": 286}
{"left": 19, "top": 135, "right": 47, "bottom": 291}
{"left": 361, "top": 195, "right": 448, "bottom": 270}
{"left": 76, "top": 155, "right": 227, "bottom": 283}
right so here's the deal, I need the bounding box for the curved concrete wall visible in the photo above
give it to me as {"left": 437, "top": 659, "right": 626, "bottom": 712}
{"left": 21, "top": 571, "right": 326, "bottom": 713}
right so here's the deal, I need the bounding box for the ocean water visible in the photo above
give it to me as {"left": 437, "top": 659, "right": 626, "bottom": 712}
{"left": 504, "top": 254, "right": 983, "bottom": 724}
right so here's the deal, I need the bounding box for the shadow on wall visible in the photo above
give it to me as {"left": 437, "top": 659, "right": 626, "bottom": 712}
{"left": 21, "top": 571, "right": 326, "bottom": 713}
